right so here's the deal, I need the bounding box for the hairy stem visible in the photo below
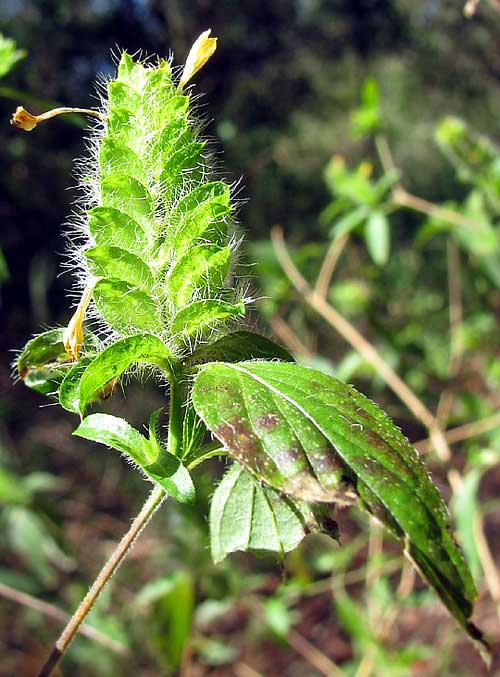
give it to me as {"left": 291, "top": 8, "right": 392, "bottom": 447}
{"left": 38, "top": 485, "right": 166, "bottom": 677}
{"left": 167, "top": 376, "right": 184, "bottom": 457}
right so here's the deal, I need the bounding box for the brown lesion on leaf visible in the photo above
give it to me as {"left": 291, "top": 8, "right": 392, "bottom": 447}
{"left": 282, "top": 471, "right": 357, "bottom": 504}
{"left": 255, "top": 413, "right": 280, "bottom": 431}
{"left": 214, "top": 418, "right": 281, "bottom": 483}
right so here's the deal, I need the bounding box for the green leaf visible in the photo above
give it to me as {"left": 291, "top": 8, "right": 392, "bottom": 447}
{"left": 160, "top": 142, "right": 204, "bottom": 197}
{"left": 192, "top": 361, "right": 481, "bottom": 643}
{"left": 0, "top": 469, "right": 30, "bottom": 505}
{"left": 329, "top": 204, "right": 370, "bottom": 239}
{"left": 17, "top": 328, "right": 71, "bottom": 394}
{"left": 452, "top": 468, "right": 483, "bottom": 582}
{"left": 77, "top": 333, "right": 172, "bottom": 413}
{"left": 17, "top": 329, "right": 67, "bottom": 377}
{"left": 107, "top": 79, "right": 141, "bottom": 113}
{"left": 59, "top": 357, "right": 93, "bottom": 413}
{"left": 181, "top": 401, "right": 207, "bottom": 461}
{"left": 6, "top": 507, "right": 72, "bottom": 586}
{"left": 88, "top": 207, "right": 147, "bottom": 254}
{"left": 190, "top": 330, "right": 293, "bottom": 365}
{"left": 210, "top": 463, "right": 324, "bottom": 563}
{"left": 100, "top": 174, "right": 154, "bottom": 230}
{"left": 135, "top": 571, "right": 194, "bottom": 668}
{"left": 85, "top": 246, "right": 154, "bottom": 290}
{"left": 74, "top": 413, "right": 195, "bottom": 502}
{"left": 93, "top": 279, "right": 159, "bottom": 333}
{"left": 171, "top": 300, "right": 245, "bottom": 339}
{"left": 166, "top": 245, "right": 230, "bottom": 308}
{"left": 364, "top": 210, "right": 390, "bottom": 265}
{"left": 171, "top": 185, "right": 231, "bottom": 253}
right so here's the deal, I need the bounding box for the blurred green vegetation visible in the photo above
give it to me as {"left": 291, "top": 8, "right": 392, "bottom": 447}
{"left": 2, "top": 2, "right": 500, "bottom": 675}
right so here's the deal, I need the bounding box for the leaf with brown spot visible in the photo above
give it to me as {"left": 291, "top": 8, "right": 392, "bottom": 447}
{"left": 192, "top": 360, "right": 486, "bottom": 653}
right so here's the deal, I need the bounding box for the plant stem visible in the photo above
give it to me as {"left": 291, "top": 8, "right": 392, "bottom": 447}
{"left": 167, "top": 375, "right": 184, "bottom": 457}
{"left": 38, "top": 485, "right": 166, "bottom": 677}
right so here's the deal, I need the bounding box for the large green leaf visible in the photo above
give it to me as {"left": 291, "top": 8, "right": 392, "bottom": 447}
{"left": 100, "top": 174, "right": 154, "bottom": 230}
{"left": 74, "top": 413, "right": 195, "bottom": 502}
{"left": 99, "top": 137, "right": 145, "bottom": 183}
{"left": 75, "top": 333, "right": 172, "bottom": 414}
{"left": 192, "top": 361, "right": 483, "bottom": 646}
{"left": 59, "top": 357, "right": 93, "bottom": 413}
{"left": 93, "top": 279, "right": 159, "bottom": 333}
{"left": 17, "top": 328, "right": 67, "bottom": 377}
{"left": 210, "top": 462, "right": 336, "bottom": 563}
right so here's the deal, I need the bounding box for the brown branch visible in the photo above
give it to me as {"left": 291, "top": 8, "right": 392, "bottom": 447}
{"left": 265, "top": 313, "right": 312, "bottom": 357}
{"left": 414, "top": 411, "right": 500, "bottom": 453}
{"left": 375, "top": 134, "right": 484, "bottom": 233}
{"left": 271, "top": 226, "right": 451, "bottom": 461}
{"left": 0, "top": 582, "right": 128, "bottom": 655}
{"left": 288, "top": 629, "right": 345, "bottom": 677}
{"left": 315, "top": 234, "right": 349, "bottom": 300}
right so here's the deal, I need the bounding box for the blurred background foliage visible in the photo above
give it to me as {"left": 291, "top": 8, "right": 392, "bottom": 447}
{"left": 2, "top": 1, "right": 500, "bottom": 675}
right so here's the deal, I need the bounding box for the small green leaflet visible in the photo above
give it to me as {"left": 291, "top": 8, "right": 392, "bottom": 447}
{"left": 210, "top": 462, "right": 336, "bottom": 563}
{"left": 74, "top": 413, "right": 194, "bottom": 503}
{"left": 192, "top": 360, "right": 485, "bottom": 649}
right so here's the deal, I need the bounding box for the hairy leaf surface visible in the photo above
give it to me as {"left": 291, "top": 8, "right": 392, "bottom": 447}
{"left": 171, "top": 299, "right": 245, "bottom": 339}
{"left": 93, "top": 279, "right": 158, "bottom": 333}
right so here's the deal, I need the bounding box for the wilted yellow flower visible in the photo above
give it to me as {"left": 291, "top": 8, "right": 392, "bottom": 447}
{"left": 179, "top": 29, "right": 217, "bottom": 88}
{"left": 10, "top": 106, "right": 39, "bottom": 131}
{"left": 10, "top": 105, "right": 107, "bottom": 132}
{"left": 63, "top": 279, "right": 98, "bottom": 361}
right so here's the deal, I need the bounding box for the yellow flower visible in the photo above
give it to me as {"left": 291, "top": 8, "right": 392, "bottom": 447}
{"left": 179, "top": 29, "right": 217, "bottom": 88}
{"left": 63, "top": 278, "right": 98, "bottom": 361}
{"left": 10, "top": 106, "right": 39, "bottom": 131}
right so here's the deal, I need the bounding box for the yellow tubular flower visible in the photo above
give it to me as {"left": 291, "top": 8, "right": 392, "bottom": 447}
{"left": 63, "top": 278, "right": 98, "bottom": 361}
{"left": 179, "top": 29, "right": 217, "bottom": 88}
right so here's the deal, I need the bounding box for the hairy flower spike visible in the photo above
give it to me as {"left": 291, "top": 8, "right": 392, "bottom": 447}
{"left": 179, "top": 29, "right": 218, "bottom": 88}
